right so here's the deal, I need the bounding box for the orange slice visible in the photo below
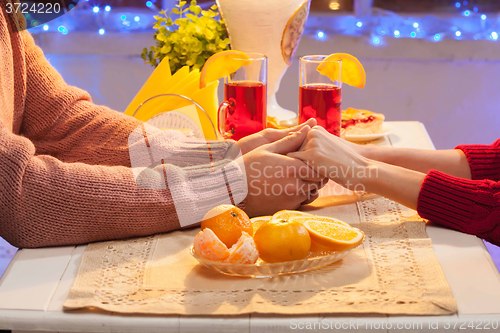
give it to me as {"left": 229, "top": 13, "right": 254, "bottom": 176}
{"left": 317, "top": 53, "right": 366, "bottom": 88}
{"left": 293, "top": 216, "right": 365, "bottom": 251}
{"left": 250, "top": 216, "right": 271, "bottom": 236}
{"left": 200, "top": 50, "right": 250, "bottom": 88}
{"left": 272, "top": 210, "right": 312, "bottom": 222}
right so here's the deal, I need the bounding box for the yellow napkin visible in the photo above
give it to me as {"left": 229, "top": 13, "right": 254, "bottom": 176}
{"left": 125, "top": 58, "right": 220, "bottom": 140}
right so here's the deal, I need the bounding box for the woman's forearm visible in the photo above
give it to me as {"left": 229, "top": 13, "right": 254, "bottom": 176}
{"left": 361, "top": 145, "right": 472, "bottom": 179}
{"left": 361, "top": 160, "right": 426, "bottom": 210}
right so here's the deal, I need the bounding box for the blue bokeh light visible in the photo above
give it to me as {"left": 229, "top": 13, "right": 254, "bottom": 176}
{"left": 57, "top": 25, "right": 68, "bottom": 35}
{"left": 315, "top": 30, "right": 327, "bottom": 41}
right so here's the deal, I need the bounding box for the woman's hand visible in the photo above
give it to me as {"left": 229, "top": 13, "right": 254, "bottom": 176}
{"left": 289, "top": 126, "right": 425, "bottom": 209}
{"left": 288, "top": 126, "right": 372, "bottom": 191}
{"left": 237, "top": 118, "right": 317, "bottom": 155}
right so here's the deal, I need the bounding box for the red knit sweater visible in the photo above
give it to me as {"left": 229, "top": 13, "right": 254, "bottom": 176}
{"left": 417, "top": 139, "right": 500, "bottom": 245}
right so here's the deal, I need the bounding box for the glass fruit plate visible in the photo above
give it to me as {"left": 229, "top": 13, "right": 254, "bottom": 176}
{"left": 190, "top": 246, "right": 355, "bottom": 278}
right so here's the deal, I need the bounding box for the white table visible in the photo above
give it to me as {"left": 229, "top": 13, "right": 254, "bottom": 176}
{"left": 0, "top": 122, "right": 499, "bottom": 333}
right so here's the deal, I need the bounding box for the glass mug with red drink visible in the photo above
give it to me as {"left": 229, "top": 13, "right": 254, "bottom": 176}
{"left": 299, "top": 55, "right": 342, "bottom": 136}
{"left": 218, "top": 53, "right": 267, "bottom": 141}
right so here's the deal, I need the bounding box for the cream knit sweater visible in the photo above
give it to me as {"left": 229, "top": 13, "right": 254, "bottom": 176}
{"left": 0, "top": 3, "right": 246, "bottom": 248}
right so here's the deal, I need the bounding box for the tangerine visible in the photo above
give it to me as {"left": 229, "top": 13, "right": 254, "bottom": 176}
{"left": 201, "top": 204, "right": 252, "bottom": 248}
{"left": 254, "top": 219, "right": 311, "bottom": 263}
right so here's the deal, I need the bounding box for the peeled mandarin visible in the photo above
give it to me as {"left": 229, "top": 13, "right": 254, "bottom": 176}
{"left": 226, "top": 232, "right": 259, "bottom": 264}
{"left": 193, "top": 228, "right": 231, "bottom": 261}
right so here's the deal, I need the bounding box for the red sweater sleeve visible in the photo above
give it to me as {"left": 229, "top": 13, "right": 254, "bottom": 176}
{"left": 417, "top": 170, "right": 500, "bottom": 246}
{"left": 455, "top": 139, "right": 500, "bottom": 181}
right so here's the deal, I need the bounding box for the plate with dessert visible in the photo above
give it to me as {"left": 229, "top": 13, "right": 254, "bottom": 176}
{"left": 341, "top": 107, "right": 390, "bottom": 142}
{"left": 191, "top": 205, "right": 365, "bottom": 278}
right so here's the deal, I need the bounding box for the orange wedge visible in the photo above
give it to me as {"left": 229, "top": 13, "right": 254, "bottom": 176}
{"left": 200, "top": 50, "right": 250, "bottom": 88}
{"left": 226, "top": 231, "right": 259, "bottom": 264}
{"left": 250, "top": 216, "right": 271, "bottom": 236}
{"left": 193, "top": 228, "right": 231, "bottom": 261}
{"left": 293, "top": 216, "right": 365, "bottom": 251}
{"left": 272, "top": 210, "right": 312, "bottom": 222}
{"left": 317, "top": 53, "right": 366, "bottom": 89}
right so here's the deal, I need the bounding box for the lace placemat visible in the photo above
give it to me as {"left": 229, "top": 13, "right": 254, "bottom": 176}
{"left": 64, "top": 197, "right": 457, "bottom": 316}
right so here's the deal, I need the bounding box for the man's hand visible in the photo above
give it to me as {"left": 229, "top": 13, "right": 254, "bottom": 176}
{"left": 237, "top": 118, "right": 317, "bottom": 155}
{"left": 241, "top": 125, "right": 327, "bottom": 217}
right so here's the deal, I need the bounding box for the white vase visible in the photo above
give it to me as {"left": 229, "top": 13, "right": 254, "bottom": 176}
{"left": 216, "top": 0, "right": 311, "bottom": 124}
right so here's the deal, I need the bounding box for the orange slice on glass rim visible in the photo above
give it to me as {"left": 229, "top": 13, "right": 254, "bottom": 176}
{"left": 316, "top": 53, "right": 366, "bottom": 89}
{"left": 292, "top": 216, "right": 365, "bottom": 252}
{"left": 200, "top": 50, "right": 250, "bottom": 88}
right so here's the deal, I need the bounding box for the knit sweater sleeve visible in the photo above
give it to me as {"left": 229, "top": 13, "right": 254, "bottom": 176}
{"left": 417, "top": 170, "right": 500, "bottom": 246}
{"left": 0, "top": 127, "right": 247, "bottom": 249}
{"left": 19, "top": 30, "right": 142, "bottom": 167}
{"left": 455, "top": 139, "right": 500, "bottom": 181}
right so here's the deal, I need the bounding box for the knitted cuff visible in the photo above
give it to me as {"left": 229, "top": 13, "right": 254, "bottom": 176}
{"left": 417, "top": 170, "right": 497, "bottom": 236}
{"left": 455, "top": 139, "right": 500, "bottom": 181}
{"left": 129, "top": 124, "right": 239, "bottom": 169}
{"left": 165, "top": 158, "right": 248, "bottom": 227}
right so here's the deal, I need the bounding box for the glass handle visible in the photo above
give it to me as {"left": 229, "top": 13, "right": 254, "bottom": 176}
{"left": 217, "top": 99, "right": 234, "bottom": 139}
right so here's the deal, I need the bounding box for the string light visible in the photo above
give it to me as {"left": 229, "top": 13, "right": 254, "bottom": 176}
{"left": 28, "top": 0, "right": 500, "bottom": 46}
{"left": 315, "top": 30, "right": 327, "bottom": 41}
